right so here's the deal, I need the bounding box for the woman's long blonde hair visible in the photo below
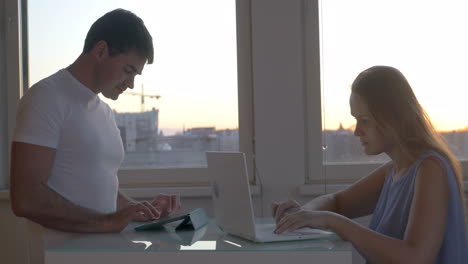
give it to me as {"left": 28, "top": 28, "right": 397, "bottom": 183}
{"left": 351, "top": 66, "right": 464, "bottom": 200}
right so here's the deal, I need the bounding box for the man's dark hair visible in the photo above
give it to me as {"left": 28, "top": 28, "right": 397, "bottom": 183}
{"left": 83, "top": 9, "right": 154, "bottom": 64}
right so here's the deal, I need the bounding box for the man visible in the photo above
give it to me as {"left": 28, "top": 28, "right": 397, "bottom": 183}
{"left": 10, "top": 9, "right": 180, "bottom": 234}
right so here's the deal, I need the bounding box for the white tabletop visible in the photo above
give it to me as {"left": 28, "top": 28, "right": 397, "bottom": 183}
{"left": 45, "top": 220, "right": 352, "bottom": 264}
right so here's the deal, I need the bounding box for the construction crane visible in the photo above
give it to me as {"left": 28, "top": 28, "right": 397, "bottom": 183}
{"left": 123, "top": 84, "right": 161, "bottom": 112}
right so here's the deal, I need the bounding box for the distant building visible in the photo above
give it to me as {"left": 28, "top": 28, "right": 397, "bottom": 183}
{"left": 216, "top": 129, "right": 239, "bottom": 151}
{"left": 324, "top": 126, "right": 468, "bottom": 163}
{"left": 463, "top": 131, "right": 468, "bottom": 160}
{"left": 114, "top": 109, "right": 158, "bottom": 152}
{"left": 184, "top": 127, "right": 216, "bottom": 137}
{"left": 441, "top": 130, "right": 468, "bottom": 160}
{"left": 324, "top": 125, "right": 388, "bottom": 163}
{"left": 117, "top": 118, "right": 468, "bottom": 168}
{"left": 156, "top": 127, "right": 239, "bottom": 153}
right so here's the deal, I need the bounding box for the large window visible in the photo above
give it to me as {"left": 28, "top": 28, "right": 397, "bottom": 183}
{"left": 27, "top": 0, "right": 240, "bottom": 170}
{"left": 320, "top": 0, "right": 468, "bottom": 165}
{"left": 19, "top": 0, "right": 463, "bottom": 194}
{"left": 302, "top": 0, "right": 468, "bottom": 188}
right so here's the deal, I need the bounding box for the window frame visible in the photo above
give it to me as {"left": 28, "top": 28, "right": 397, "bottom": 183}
{"left": 2, "top": 0, "right": 25, "bottom": 189}
{"left": 303, "top": 0, "right": 468, "bottom": 194}
{"left": 13, "top": 0, "right": 255, "bottom": 190}
{"left": 0, "top": 0, "right": 7, "bottom": 189}
{"left": 118, "top": 0, "right": 255, "bottom": 187}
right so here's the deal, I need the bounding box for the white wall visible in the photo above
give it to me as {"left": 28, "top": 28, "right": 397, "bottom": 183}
{"left": 0, "top": 199, "right": 30, "bottom": 264}
{"left": 251, "top": 0, "right": 310, "bottom": 212}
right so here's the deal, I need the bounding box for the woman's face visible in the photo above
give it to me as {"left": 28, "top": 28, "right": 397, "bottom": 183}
{"left": 350, "top": 93, "right": 389, "bottom": 155}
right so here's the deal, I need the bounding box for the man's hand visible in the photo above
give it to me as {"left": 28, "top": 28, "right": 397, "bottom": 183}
{"left": 105, "top": 202, "right": 161, "bottom": 232}
{"left": 271, "top": 199, "right": 301, "bottom": 224}
{"left": 128, "top": 200, "right": 162, "bottom": 221}
{"left": 150, "top": 194, "right": 181, "bottom": 218}
{"left": 116, "top": 192, "right": 181, "bottom": 223}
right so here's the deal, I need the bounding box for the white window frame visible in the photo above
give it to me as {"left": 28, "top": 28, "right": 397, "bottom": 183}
{"left": 302, "top": 0, "right": 468, "bottom": 195}
{"left": 0, "top": 0, "right": 7, "bottom": 189}
{"left": 8, "top": 0, "right": 255, "bottom": 194}
{"left": 2, "top": 0, "right": 24, "bottom": 189}
{"left": 118, "top": 0, "right": 255, "bottom": 189}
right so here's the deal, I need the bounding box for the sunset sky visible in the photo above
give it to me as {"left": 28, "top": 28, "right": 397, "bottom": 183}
{"left": 28, "top": 0, "right": 468, "bottom": 134}
{"left": 320, "top": 0, "right": 468, "bottom": 132}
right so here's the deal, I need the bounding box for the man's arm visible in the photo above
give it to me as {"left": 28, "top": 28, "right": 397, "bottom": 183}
{"left": 117, "top": 191, "right": 134, "bottom": 210}
{"left": 10, "top": 142, "right": 155, "bottom": 232}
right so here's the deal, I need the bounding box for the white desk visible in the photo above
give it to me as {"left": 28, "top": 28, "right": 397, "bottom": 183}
{"left": 45, "top": 220, "right": 352, "bottom": 264}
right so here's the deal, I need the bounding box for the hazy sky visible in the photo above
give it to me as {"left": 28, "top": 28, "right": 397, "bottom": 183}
{"left": 28, "top": 0, "right": 468, "bottom": 135}
{"left": 321, "top": 0, "right": 468, "bottom": 131}
{"left": 28, "top": 0, "right": 238, "bottom": 135}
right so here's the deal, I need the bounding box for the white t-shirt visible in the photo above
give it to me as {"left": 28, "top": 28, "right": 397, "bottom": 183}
{"left": 14, "top": 69, "right": 124, "bottom": 214}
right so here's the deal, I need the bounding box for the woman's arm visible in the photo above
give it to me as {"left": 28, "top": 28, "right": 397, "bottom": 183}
{"left": 273, "top": 162, "right": 391, "bottom": 222}
{"left": 276, "top": 158, "right": 448, "bottom": 263}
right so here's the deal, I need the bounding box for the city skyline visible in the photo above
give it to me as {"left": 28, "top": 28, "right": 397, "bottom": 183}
{"left": 113, "top": 110, "right": 468, "bottom": 168}
{"left": 112, "top": 104, "right": 468, "bottom": 137}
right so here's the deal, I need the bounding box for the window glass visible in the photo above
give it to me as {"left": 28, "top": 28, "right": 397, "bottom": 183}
{"left": 28, "top": 0, "right": 239, "bottom": 168}
{"left": 321, "top": 0, "right": 468, "bottom": 164}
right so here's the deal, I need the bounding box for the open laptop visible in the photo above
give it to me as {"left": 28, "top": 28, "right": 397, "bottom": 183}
{"left": 206, "top": 151, "right": 335, "bottom": 243}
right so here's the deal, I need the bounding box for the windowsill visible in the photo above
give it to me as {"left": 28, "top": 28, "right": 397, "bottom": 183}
{"left": 299, "top": 181, "right": 468, "bottom": 196}
{"left": 299, "top": 184, "right": 349, "bottom": 196}
{"left": 3, "top": 181, "right": 467, "bottom": 200}
{"left": 122, "top": 185, "right": 261, "bottom": 199}
{"left": 0, "top": 185, "right": 261, "bottom": 201}
{"left": 121, "top": 186, "right": 212, "bottom": 199}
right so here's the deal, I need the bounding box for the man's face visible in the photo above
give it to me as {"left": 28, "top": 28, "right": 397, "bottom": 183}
{"left": 98, "top": 50, "right": 147, "bottom": 100}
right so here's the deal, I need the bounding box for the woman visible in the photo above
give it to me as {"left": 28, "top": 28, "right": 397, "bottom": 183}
{"left": 273, "top": 66, "right": 468, "bottom": 263}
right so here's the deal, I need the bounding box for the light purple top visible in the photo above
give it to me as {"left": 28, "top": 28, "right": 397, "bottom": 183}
{"left": 369, "top": 151, "right": 468, "bottom": 263}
